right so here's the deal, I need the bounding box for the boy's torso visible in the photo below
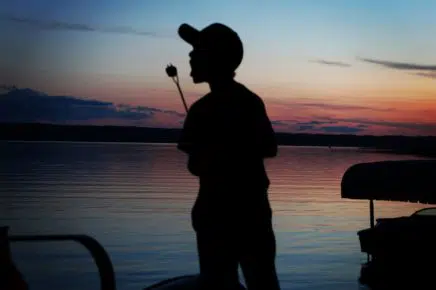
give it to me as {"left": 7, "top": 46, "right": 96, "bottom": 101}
{"left": 187, "top": 82, "right": 270, "bottom": 187}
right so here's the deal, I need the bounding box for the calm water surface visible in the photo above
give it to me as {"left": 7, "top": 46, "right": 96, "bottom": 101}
{"left": 0, "top": 142, "right": 429, "bottom": 290}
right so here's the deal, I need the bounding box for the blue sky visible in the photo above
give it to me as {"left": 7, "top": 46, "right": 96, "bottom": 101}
{"left": 1, "top": 0, "right": 436, "bottom": 135}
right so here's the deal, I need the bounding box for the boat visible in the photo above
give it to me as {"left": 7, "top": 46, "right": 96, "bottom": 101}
{"left": 3, "top": 227, "right": 246, "bottom": 290}
{"left": 341, "top": 159, "right": 436, "bottom": 289}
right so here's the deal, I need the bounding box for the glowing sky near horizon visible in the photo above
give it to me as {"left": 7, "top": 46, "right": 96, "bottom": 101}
{"left": 1, "top": 0, "right": 436, "bottom": 135}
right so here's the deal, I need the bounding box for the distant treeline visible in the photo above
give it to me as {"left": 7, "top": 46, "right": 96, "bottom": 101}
{"left": 1, "top": 123, "right": 435, "bottom": 157}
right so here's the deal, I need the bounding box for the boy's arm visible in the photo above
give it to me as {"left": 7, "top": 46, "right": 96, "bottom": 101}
{"left": 177, "top": 105, "right": 196, "bottom": 154}
{"left": 254, "top": 98, "right": 278, "bottom": 158}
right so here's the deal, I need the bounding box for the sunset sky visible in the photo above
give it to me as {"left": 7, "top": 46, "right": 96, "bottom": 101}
{"left": 1, "top": 0, "right": 435, "bottom": 136}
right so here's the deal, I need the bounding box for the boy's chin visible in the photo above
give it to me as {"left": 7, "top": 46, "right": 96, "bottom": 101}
{"left": 191, "top": 75, "right": 207, "bottom": 84}
{"left": 190, "top": 71, "right": 208, "bottom": 84}
{"left": 192, "top": 78, "right": 206, "bottom": 84}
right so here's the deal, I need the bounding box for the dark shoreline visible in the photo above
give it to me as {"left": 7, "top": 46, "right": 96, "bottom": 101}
{"left": 1, "top": 123, "right": 435, "bottom": 157}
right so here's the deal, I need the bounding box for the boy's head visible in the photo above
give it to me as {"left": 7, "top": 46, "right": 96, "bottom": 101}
{"left": 178, "top": 23, "right": 244, "bottom": 83}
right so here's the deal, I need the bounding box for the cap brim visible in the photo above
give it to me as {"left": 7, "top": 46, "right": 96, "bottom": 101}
{"left": 178, "top": 23, "right": 199, "bottom": 46}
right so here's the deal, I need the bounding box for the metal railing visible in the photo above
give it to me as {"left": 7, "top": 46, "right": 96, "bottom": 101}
{"left": 9, "top": 234, "right": 116, "bottom": 290}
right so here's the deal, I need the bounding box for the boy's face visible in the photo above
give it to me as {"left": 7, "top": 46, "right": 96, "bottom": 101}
{"left": 189, "top": 44, "right": 229, "bottom": 84}
{"left": 189, "top": 47, "right": 211, "bottom": 84}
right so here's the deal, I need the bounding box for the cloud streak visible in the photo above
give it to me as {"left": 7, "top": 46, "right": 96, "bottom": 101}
{"left": 298, "top": 102, "right": 394, "bottom": 112}
{"left": 414, "top": 72, "right": 436, "bottom": 79}
{"left": 295, "top": 120, "right": 365, "bottom": 134}
{"left": 358, "top": 57, "right": 436, "bottom": 71}
{"left": 0, "top": 84, "right": 17, "bottom": 90}
{"left": 272, "top": 117, "right": 435, "bottom": 135}
{"left": 310, "top": 59, "right": 351, "bottom": 68}
{"left": 272, "top": 119, "right": 366, "bottom": 134}
{"left": 319, "top": 126, "right": 364, "bottom": 134}
{"left": 0, "top": 88, "right": 184, "bottom": 125}
{"left": 117, "top": 104, "right": 185, "bottom": 118}
{"left": 316, "top": 116, "right": 436, "bottom": 132}
{"left": 0, "top": 14, "right": 169, "bottom": 37}
{"left": 267, "top": 98, "right": 395, "bottom": 113}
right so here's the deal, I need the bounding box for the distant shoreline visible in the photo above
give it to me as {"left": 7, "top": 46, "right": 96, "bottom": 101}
{"left": 2, "top": 139, "right": 432, "bottom": 158}
{"left": 0, "top": 139, "right": 357, "bottom": 149}
{"left": 1, "top": 123, "right": 435, "bottom": 157}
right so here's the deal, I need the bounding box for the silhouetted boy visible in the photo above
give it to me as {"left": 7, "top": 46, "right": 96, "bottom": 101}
{"left": 177, "top": 23, "right": 280, "bottom": 290}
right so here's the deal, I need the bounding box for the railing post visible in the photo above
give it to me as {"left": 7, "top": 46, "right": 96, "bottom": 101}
{"left": 9, "top": 235, "right": 116, "bottom": 290}
{"left": 369, "top": 199, "right": 375, "bottom": 228}
{"left": 367, "top": 199, "right": 375, "bottom": 262}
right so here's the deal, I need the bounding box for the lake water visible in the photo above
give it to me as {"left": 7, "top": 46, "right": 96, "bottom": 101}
{"left": 0, "top": 141, "right": 430, "bottom": 290}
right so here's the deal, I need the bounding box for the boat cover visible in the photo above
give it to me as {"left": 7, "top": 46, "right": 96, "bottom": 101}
{"left": 341, "top": 159, "right": 436, "bottom": 204}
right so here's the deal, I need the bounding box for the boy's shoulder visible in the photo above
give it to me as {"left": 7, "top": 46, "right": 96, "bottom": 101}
{"left": 188, "top": 81, "right": 265, "bottom": 114}
{"left": 187, "top": 92, "right": 212, "bottom": 113}
{"left": 235, "top": 82, "right": 266, "bottom": 109}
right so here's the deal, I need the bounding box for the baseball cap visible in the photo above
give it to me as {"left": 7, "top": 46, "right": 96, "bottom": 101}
{"left": 178, "top": 23, "right": 244, "bottom": 72}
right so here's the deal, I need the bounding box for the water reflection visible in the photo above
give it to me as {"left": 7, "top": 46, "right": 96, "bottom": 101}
{"left": 0, "top": 141, "right": 429, "bottom": 290}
